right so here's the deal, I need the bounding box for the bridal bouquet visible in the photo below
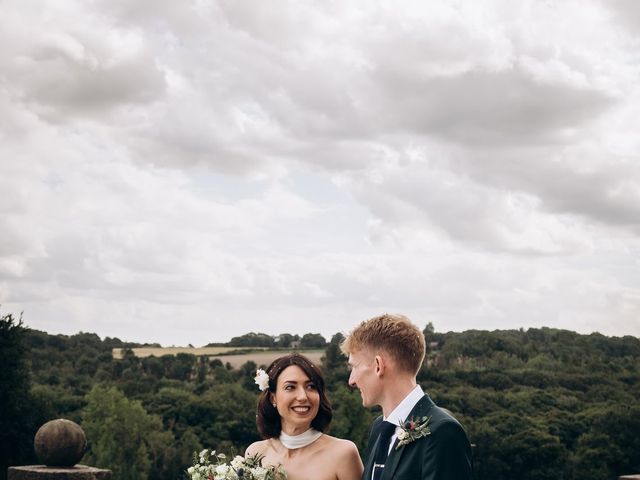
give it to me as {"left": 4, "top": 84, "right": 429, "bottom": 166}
{"left": 187, "top": 449, "right": 287, "bottom": 480}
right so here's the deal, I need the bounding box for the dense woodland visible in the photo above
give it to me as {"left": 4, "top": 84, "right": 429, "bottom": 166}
{"left": 2, "top": 311, "right": 640, "bottom": 480}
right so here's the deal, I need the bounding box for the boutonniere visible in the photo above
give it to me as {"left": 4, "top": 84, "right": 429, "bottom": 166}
{"left": 395, "top": 415, "right": 431, "bottom": 449}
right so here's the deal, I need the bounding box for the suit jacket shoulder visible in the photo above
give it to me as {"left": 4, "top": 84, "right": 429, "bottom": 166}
{"left": 383, "top": 394, "right": 473, "bottom": 480}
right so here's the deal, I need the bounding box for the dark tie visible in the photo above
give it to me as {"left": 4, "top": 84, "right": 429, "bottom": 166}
{"left": 372, "top": 421, "right": 396, "bottom": 480}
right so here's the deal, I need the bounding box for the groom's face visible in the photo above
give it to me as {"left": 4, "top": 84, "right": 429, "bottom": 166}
{"left": 348, "top": 349, "right": 381, "bottom": 408}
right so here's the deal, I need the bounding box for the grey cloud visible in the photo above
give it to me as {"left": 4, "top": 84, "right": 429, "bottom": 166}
{"left": 286, "top": 141, "right": 387, "bottom": 173}
{"left": 215, "top": 0, "right": 315, "bottom": 48}
{"left": 0, "top": 9, "right": 167, "bottom": 123}
{"left": 100, "top": 0, "right": 204, "bottom": 32}
{"left": 351, "top": 148, "right": 640, "bottom": 255}
{"left": 367, "top": 65, "right": 614, "bottom": 146}
{"left": 354, "top": 174, "right": 530, "bottom": 254}
{"left": 18, "top": 47, "right": 166, "bottom": 120}
{"left": 521, "top": 163, "right": 640, "bottom": 228}
{"left": 336, "top": 142, "right": 598, "bottom": 255}
{"left": 457, "top": 149, "right": 640, "bottom": 231}
{"left": 601, "top": 0, "right": 640, "bottom": 34}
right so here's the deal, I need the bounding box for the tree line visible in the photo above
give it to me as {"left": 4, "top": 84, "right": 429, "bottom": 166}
{"left": 225, "top": 332, "right": 327, "bottom": 348}
{"left": 1, "top": 311, "right": 639, "bottom": 480}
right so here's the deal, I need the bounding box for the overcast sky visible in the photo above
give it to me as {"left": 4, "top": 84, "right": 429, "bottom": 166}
{"left": 1, "top": 0, "right": 640, "bottom": 346}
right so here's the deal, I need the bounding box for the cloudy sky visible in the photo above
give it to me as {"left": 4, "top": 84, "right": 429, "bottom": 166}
{"left": 1, "top": 0, "right": 640, "bottom": 346}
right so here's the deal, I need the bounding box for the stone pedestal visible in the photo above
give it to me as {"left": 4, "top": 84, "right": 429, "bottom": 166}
{"left": 8, "top": 465, "right": 111, "bottom": 480}
{"left": 8, "top": 419, "right": 111, "bottom": 479}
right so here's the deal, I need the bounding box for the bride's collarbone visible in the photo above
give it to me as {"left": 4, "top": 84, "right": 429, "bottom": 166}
{"left": 283, "top": 443, "right": 324, "bottom": 459}
{"left": 276, "top": 438, "right": 332, "bottom": 461}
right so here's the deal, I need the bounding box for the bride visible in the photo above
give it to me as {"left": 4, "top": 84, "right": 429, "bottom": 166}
{"left": 246, "top": 354, "right": 363, "bottom": 480}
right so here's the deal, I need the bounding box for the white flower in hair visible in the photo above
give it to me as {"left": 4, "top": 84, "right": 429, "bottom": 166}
{"left": 254, "top": 368, "right": 270, "bottom": 391}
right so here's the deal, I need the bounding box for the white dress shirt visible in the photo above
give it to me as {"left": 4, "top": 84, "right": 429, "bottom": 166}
{"left": 383, "top": 384, "right": 425, "bottom": 455}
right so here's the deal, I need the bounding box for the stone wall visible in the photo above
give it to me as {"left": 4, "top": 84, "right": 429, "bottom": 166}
{"left": 8, "top": 466, "right": 111, "bottom": 480}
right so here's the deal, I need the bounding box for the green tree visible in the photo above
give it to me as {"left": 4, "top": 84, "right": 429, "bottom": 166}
{"left": 0, "top": 312, "right": 39, "bottom": 480}
{"left": 18, "top": 321, "right": 640, "bottom": 480}
{"left": 322, "top": 333, "right": 349, "bottom": 388}
{"left": 572, "top": 406, "right": 640, "bottom": 477}
{"left": 299, "top": 333, "right": 326, "bottom": 348}
{"left": 163, "top": 353, "right": 195, "bottom": 381}
{"left": 142, "top": 356, "right": 165, "bottom": 379}
{"left": 572, "top": 432, "right": 622, "bottom": 479}
{"left": 472, "top": 411, "right": 570, "bottom": 479}
{"left": 275, "top": 333, "right": 299, "bottom": 347}
{"left": 328, "top": 385, "right": 377, "bottom": 455}
{"left": 145, "top": 387, "right": 195, "bottom": 429}
{"left": 228, "top": 332, "right": 275, "bottom": 347}
{"left": 423, "top": 321, "right": 435, "bottom": 339}
{"left": 82, "top": 385, "right": 164, "bottom": 480}
{"left": 182, "top": 384, "right": 259, "bottom": 452}
{"left": 237, "top": 361, "right": 259, "bottom": 390}
{"left": 149, "top": 427, "right": 201, "bottom": 480}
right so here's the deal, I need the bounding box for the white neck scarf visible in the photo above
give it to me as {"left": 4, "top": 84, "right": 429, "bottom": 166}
{"left": 279, "top": 428, "right": 323, "bottom": 450}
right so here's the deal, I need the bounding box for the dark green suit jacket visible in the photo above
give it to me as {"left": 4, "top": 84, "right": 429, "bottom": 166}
{"left": 363, "top": 394, "right": 473, "bottom": 480}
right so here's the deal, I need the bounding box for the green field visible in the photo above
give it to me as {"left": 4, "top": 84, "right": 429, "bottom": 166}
{"left": 208, "top": 349, "right": 324, "bottom": 368}
{"left": 111, "top": 346, "right": 324, "bottom": 367}
{"left": 111, "top": 346, "right": 243, "bottom": 359}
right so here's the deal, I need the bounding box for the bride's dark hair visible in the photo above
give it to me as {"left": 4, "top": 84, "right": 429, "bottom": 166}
{"left": 256, "top": 353, "right": 332, "bottom": 439}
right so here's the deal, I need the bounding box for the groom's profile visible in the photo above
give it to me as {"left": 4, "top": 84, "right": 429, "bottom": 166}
{"left": 342, "top": 313, "right": 472, "bottom": 480}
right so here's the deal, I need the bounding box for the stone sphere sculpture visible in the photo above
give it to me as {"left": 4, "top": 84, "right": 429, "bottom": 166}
{"left": 34, "top": 419, "right": 87, "bottom": 467}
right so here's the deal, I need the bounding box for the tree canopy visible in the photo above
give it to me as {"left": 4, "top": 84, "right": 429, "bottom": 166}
{"left": 3, "top": 314, "right": 638, "bottom": 480}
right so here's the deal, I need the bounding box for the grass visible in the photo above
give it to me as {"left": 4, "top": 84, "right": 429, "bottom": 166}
{"left": 208, "top": 350, "right": 324, "bottom": 368}
{"left": 112, "top": 346, "right": 245, "bottom": 359}
{"left": 111, "top": 347, "right": 324, "bottom": 367}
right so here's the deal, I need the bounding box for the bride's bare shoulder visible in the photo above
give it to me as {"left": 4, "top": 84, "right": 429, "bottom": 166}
{"left": 322, "top": 435, "right": 359, "bottom": 454}
{"left": 321, "top": 435, "right": 363, "bottom": 477}
{"left": 245, "top": 439, "right": 270, "bottom": 457}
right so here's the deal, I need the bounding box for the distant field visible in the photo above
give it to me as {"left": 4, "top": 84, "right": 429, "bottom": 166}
{"left": 111, "top": 347, "right": 324, "bottom": 367}
{"left": 112, "top": 346, "right": 246, "bottom": 359}
{"left": 209, "top": 350, "right": 324, "bottom": 368}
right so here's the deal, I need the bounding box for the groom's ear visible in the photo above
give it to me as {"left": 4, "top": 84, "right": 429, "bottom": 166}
{"left": 374, "top": 354, "right": 386, "bottom": 377}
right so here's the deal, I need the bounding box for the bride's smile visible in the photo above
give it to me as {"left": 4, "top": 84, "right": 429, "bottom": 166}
{"left": 291, "top": 405, "right": 311, "bottom": 414}
{"left": 272, "top": 365, "right": 320, "bottom": 434}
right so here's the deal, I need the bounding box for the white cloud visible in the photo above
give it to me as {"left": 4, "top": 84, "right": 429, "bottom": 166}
{"left": 1, "top": 0, "right": 640, "bottom": 343}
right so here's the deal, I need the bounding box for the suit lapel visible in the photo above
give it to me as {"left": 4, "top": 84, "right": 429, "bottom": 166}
{"left": 381, "top": 432, "right": 404, "bottom": 480}
{"left": 383, "top": 395, "right": 435, "bottom": 480}
{"left": 364, "top": 419, "right": 384, "bottom": 479}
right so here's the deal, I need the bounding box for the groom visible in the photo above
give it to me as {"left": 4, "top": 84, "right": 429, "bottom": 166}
{"left": 342, "top": 314, "right": 472, "bottom": 480}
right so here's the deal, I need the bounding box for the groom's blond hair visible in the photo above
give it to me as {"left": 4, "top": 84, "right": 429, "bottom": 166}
{"left": 341, "top": 313, "right": 426, "bottom": 375}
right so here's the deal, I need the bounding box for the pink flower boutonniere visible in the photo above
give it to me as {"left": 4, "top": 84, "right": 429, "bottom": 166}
{"left": 395, "top": 415, "right": 432, "bottom": 450}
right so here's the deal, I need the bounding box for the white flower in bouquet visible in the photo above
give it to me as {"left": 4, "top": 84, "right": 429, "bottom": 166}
{"left": 187, "top": 449, "right": 286, "bottom": 479}
{"left": 215, "top": 464, "right": 231, "bottom": 476}
{"left": 252, "top": 466, "right": 268, "bottom": 480}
